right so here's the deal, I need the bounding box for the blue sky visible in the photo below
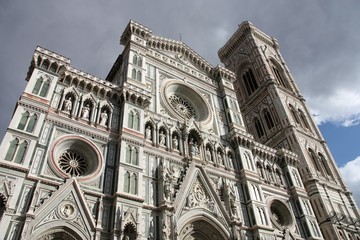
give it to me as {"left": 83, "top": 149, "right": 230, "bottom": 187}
{"left": 0, "top": 0, "right": 359, "bottom": 206}
{"left": 319, "top": 123, "right": 360, "bottom": 167}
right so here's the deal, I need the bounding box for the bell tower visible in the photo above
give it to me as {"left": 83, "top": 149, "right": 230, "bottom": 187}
{"left": 219, "top": 21, "right": 360, "bottom": 239}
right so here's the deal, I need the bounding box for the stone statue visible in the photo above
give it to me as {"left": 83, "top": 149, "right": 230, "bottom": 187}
{"left": 206, "top": 148, "right": 212, "bottom": 161}
{"left": 159, "top": 131, "right": 166, "bottom": 146}
{"left": 81, "top": 104, "right": 90, "bottom": 119}
{"left": 218, "top": 152, "right": 224, "bottom": 165}
{"left": 145, "top": 126, "right": 152, "bottom": 140}
{"left": 193, "top": 142, "right": 199, "bottom": 155}
{"left": 63, "top": 97, "right": 72, "bottom": 112}
{"left": 100, "top": 110, "right": 108, "bottom": 126}
{"left": 172, "top": 135, "right": 179, "bottom": 150}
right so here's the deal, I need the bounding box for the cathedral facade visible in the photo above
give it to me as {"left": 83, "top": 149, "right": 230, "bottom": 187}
{"left": 0, "top": 20, "right": 359, "bottom": 240}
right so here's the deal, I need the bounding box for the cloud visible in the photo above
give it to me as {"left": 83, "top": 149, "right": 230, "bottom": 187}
{"left": 307, "top": 88, "right": 360, "bottom": 126}
{"left": 339, "top": 156, "right": 360, "bottom": 207}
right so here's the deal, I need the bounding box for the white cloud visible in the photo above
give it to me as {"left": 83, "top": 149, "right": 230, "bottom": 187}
{"left": 307, "top": 88, "right": 360, "bottom": 127}
{"left": 339, "top": 156, "right": 360, "bottom": 207}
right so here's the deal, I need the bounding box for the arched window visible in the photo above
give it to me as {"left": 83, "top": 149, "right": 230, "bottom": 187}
{"left": 128, "top": 110, "right": 140, "bottom": 131}
{"left": 32, "top": 77, "right": 51, "bottom": 98}
{"left": 14, "top": 141, "right": 28, "bottom": 164}
{"left": 41, "top": 60, "right": 50, "bottom": 69}
{"left": 289, "top": 104, "right": 300, "bottom": 124}
{"left": 125, "top": 145, "right": 139, "bottom": 166}
{"left": 32, "top": 78, "right": 43, "bottom": 95}
{"left": 318, "top": 153, "right": 332, "bottom": 177}
{"left": 25, "top": 114, "right": 37, "bottom": 133}
{"left": 133, "top": 55, "right": 143, "bottom": 67}
{"left": 18, "top": 112, "right": 30, "bottom": 130}
{"left": 124, "top": 171, "right": 130, "bottom": 192}
{"left": 242, "top": 68, "right": 258, "bottom": 96}
{"left": 254, "top": 118, "right": 265, "bottom": 138}
{"left": 130, "top": 173, "right": 137, "bottom": 194}
{"left": 124, "top": 172, "right": 138, "bottom": 195}
{"left": 131, "top": 68, "right": 137, "bottom": 79}
{"left": 125, "top": 146, "right": 131, "bottom": 164}
{"left": 131, "top": 148, "right": 138, "bottom": 165}
{"left": 298, "top": 109, "right": 310, "bottom": 129}
{"left": 18, "top": 112, "right": 37, "bottom": 133}
{"left": 272, "top": 66, "right": 287, "bottom": 88}
{"left": 49, "top": 63, "right": 57, "bottom": 73}
{"left": 39, "top": 81, "right": 50, "bottom": 97}
{"left": 308, "top": 148, "right": 321, "bottom": 172}
{"left": 136, "top": 70, "right": 142, "bottom": 81}
{"left": 263, "top": 109, "right": 275, "bottom": 130}
{"left": 5, "top": 138, "right": 19, "bottom": 161}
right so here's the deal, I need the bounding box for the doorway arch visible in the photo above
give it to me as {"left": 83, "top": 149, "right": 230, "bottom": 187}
{"left": 177, "top": 210, "right": 229, "bottom": 240}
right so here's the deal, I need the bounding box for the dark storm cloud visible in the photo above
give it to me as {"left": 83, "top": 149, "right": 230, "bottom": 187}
{"left": 1, "top": 0, "right": 360, "bottom": 130}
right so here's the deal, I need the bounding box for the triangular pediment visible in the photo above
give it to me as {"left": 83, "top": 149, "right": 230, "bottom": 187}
{"left": 26, "top": 178, "right": 96, "bottom": 239}
{"left": 174, "top": 163, "right": 231, "bottom": 227}
{"left": 147, "top": 34, "right": 214, "bottom": 76}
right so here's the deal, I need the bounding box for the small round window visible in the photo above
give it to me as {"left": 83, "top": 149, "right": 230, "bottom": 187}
{"left": 268, "top": 199, "right": 294, "bottom": 230}
{"left": 50, "top": 135, "right": 103, "bottom": 181}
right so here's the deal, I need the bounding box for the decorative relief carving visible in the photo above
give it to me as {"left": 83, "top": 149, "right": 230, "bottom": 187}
{"left": 58, "top": 201, "right": 77, "bottom": 220}
{"left": 186, "top": 179, "right": 212, "bottom": 210}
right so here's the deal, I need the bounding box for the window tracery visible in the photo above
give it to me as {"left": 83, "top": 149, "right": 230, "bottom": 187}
{"left": 169, "top": 95, "right": 197, "bottom": 120}
{"left": 58, "top": 150, "right": 87, "bottom": 177}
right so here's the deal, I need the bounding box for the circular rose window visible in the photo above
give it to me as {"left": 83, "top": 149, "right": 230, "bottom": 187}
{"left": 49, "top": 135, "right": 103, "bottom": 181}
{"left": 268, "top": 199, "right": 294, "bottom": 230}
{"left": 161, "top": 80, "right": 212, "bottom": 125}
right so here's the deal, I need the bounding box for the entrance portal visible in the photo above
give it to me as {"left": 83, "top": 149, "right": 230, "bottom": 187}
{"left": 180, "top": 220, "right": 227, "bottom": 240}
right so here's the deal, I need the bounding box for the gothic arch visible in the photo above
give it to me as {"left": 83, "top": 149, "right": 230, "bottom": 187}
{"left": 32, "top": 224, "right": 89, "bottom": 240}
{"left": 177, "top": 210, "right": 230, "bottom": 240}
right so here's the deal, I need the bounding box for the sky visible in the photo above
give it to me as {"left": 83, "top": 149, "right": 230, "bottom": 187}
{"left": 0, "top": 1, "right": 360, "bottom": 206}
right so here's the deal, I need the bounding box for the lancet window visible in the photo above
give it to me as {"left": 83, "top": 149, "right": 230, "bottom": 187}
{"left": 17, "top": 111, "right": 38, "bottom": 133}
{"left": 5, "top": 138, "right": 28, "bottom": 164}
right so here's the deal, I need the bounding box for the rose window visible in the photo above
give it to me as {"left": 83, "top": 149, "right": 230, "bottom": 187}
{"left": 58, "top": 150, "right": 88, "bottom": 176}
{"left": 161, "top": 80, "right": 213, "bottom": 126}
{"left": 50, "top": 135, "right": 104, "bottom": 182}
{"left": 268, "top": 199, "right": 294, "bottom": 230}
{"left": 169, "top": 95, "right": 197, "bottom": 120}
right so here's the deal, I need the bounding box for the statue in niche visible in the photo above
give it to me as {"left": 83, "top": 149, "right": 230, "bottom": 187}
{"left": 228, "top": 154, "right": 233, "bottom": 168}
{"left": 172, "top": 135, "right": 179, "bottom": 150}
{"left": 206, "top": 148, "right": 212, "bottom": 162}
{"left": 100, "top": 110, "right": 108, "bottom": 126}
{"left": 193, "top": 142, "right": 199, "bottom": 155}
{"left": 63, "top": 97, "right": 72, "bottom": 112}
{"left": 189, "top": 138, "right": 199, "bottom": 155}
{"left": 218, "top": 151, "right": 224, "bottom": 165}
{"left": 81, "top": 104, "right": 90, "bottom": 119}
{"left": 145, "top": 126, "right": 152, "bottom": 140}
{"left": 159, "top": 131, "right": 166, "bottom": 146}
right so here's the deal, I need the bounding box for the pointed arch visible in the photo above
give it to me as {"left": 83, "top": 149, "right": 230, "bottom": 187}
{"left": 25, "top": 113, "right": 38, "bottom": 133}
{"left": 124, "top": 171, "right": 130, "bottom": 193}
{"left": 289, "top": 104, "right": 300, "bottom": 124}
{"left": 308, "top": 148, "right": 321, "bottom": 172}
{"left": 39, "top": 80, "right": 50, "bottom": 97}
{"left": 14, "top": 140, "right": 28, "bottom": 164}
{"left": 254, "top": 117, "right": 265, "bottom": 138}
{"left": 32, "top": 77, "right": 43, "bottom": 95}
{"left": 18, "top": 111, "right": 30, "bottom": 130}
{"left": 263, "top": 108, "right": 275, "bottom": 130}
{"left": 5, "top": 138, "right": 19, "bottom": 161}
